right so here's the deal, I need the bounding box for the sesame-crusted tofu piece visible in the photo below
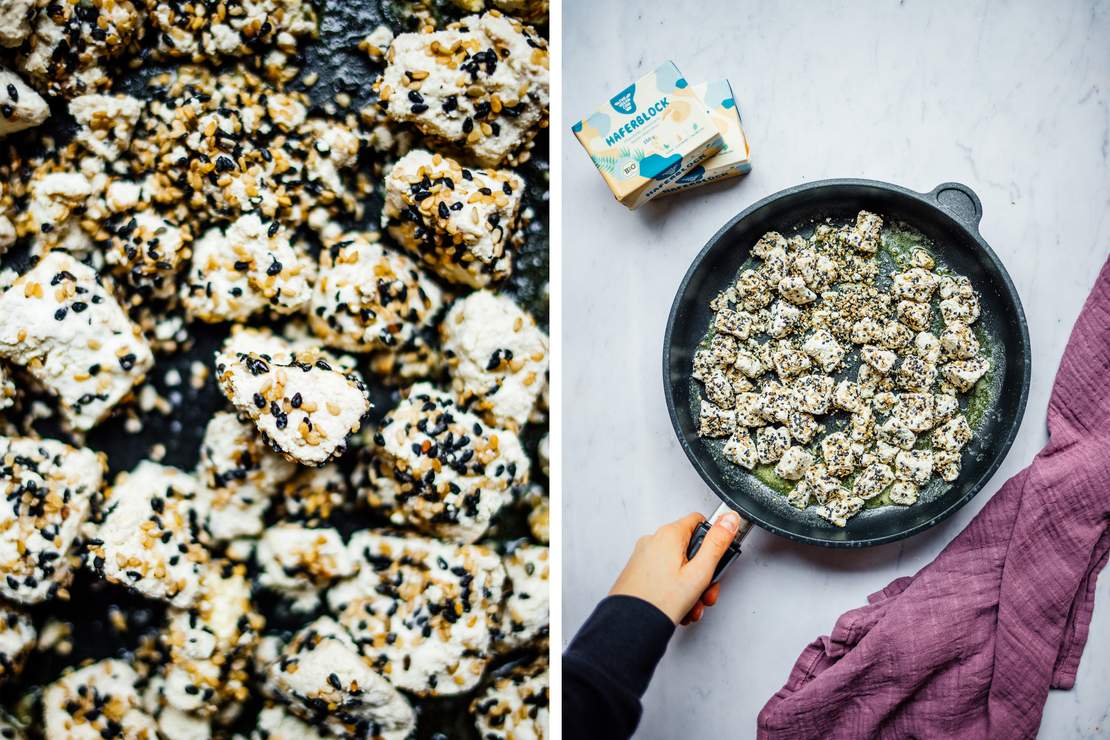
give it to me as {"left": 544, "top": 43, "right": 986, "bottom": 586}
{"left": 698, "top": 401, "right": 735, "bottom": 437}
{"left": 329, "top": 531, "right": 506, "bottom": 695}
{"left": 933, "top": 394, "right": 959, "bottom": 423}
{"left": 893, "top": 393, "right": 935, "bottom": 432}
{"left": 383, "top": 150, "right": 525, "bottom": 288}
{"left": 703, "top": 368, "right": 735, "bottom": 409}
{"left": 733, "top": 392, "right": 766, "bottom": 427}
{"left": 804, "top": 466, "right": 843, "bottom": 505}
{"left": 801, "top": 329, "right": 845, "bottom": 373}
{"left": 895, "top": 449, "right": 934, "bottom": 485}
{"left": 880, "top": 320, "right": 914, "bottom": 351}
{"left": 790, "top": 248, "right": 838, "bottom": 290}
{"left": 380, "top": 12, "right": 548, "bottom": 167}
{"left": 940, "top": 293, "right": 981, "bottom": 326}
{"left": 755, "top": 382, "right": 795, "bottom": 424}
{"left": 891, "top": 268, "right": 939, "bottom": 303}
{"left": 940, "top": 323, "right": 981, "bottom": 360}
{"left": 933, "top": 450, "right": 962, "bottom": 482}
{"left": 196, "top": 412, "right": 297, "bottom": 542}
{"left": 833, "top": 380, "right": 865, "bottom": 413}
{"left": 0, "top": 436, "right": 103, "bottom": 604}
{"left": 759, "top": 246, "right": 789, "bottom": 284}
{"left": 933, "top": 415, "right": 973, "bottom": 452}
{"left": 889, "top": 481, "right": 919, "bottom": 505}
{"left": 257, "top": 524, "right": 354, "bottom": 612}
{"left": 714, "top": 308, "right": 754, "bottom": 339}
{"left": 87, "top": 462, "right": 210, "bottom": 608}
{"left": 942, "top": 358, "right": 990, "bottom": 392}
{"left": 251, "top": 705, "right": 329, "bottom": 740}
{"left": 816, "top": 493, "right": 865, "bottom": 527}
{"left": 0, "top": 603, "right": 35, "bottom": 683}
{"left": 309, "top": 231, "right": 444, "bottom": 353}
{"left": 767, "top": 300, "right": 804, "bottom": 338}
{"left": 775, "top": 446, "right": 814, "bottom": 481}
{"left": 849, "top": 406, "right": 875, "bottom": 443}
{"left": 471, "top": 655, "right": 549, "bottom": 740}
{"left": 853, "top": 462, "right": 894, "bottom": 500}
{"left": 103, "top": 211, "right": 192, "bottom": 300}
{"left": 777, "top": 276, "right": 816, "bottom": 305}
{"left": 68, "top": 93, "right": 143, "bottom": 162}
{"left": 182, "top": 214, "right": 315, "bottom": 323}
{"left": 160, "top": 562, "right": 262, "bottom": 717}
{"left": 707, "top": 333, "right": 738, "bottom": 366}
{"left": 785, "top": 410, "right": 818, "bottom": 445}
{"left": 793, "top": 374, "right": 834, "bottom": 415}
{"left": 215, "top": 341, "right": 371, "bottom": 466}
{"left": 44, "top": 660, "right": 158, "bottom": 740}
{"left": 0, "top": 251, "right": 154, "bottom": 431}
{"left": 723, "top": 431, "right": 759, "bottom": 469}
{"left": 0, "top": 0, "right": 32, "bottom": 48}
{"left": 441, "top": 290, "right": 549, "bottom": 430}
{"left": 276, "top": 464, "right": 348, "bottom": 528}
{"left": 691, "top": 348, "right": 715, "bottom": 382}
{"left": 360, "top": 383, "right": 528, "bottom": 543}
{"left": 786, "top": 480, "right": 811, "bottom": 509}
{"left": 820, "top": 432, "right": 855, "bottom": 478}
{"left": 861, "top": 345, "right": 897, "bottom": 374}
{"left": 723, "top": 365, "right": 754, "bottom": 395}
{"left": 755, "top": 426, "right": 791, "bottom": 465}
{"left": 878, "top": 416, "right": 916, "bottom": 450}
{"left": 872, "top": 391, "right": 898, "bottom": 415}
{"left": 915, "top": 331, "right": 942, "bottom": 364}
{"left": 896, "top": 300, "right": 931, "bottom": 332}
{"left": 770, "top": 345, "right": 812, "bottom": 380}
{"left": 897, "top": 355, "right": 938, "bottom": 392}
{"left": 735, "top": 269, "right": 773, "bottom": 311}
{"left": 266, "top": 617, "right": 416, "bottom": 739}
{"left": 0, "top": 66, "right": 48, "bottom": 137}
{"left": 752, "top": 231, "right": 788, "bottom": 258}
{"left": 735, "top": 348, "right": 765, "bottom": 378}
{"left": 495, "top": 543, "right": 549, "bottom": 654}
{"left": 851, "top": 210, "right": 883, "bottom": 253}
{"left": 850, "top": 317, "right": 883, "bottom": 346}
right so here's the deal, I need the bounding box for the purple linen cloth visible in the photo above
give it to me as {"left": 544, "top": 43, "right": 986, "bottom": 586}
{"left": 758, "top": 256, "right": 1110, "bottom": 740}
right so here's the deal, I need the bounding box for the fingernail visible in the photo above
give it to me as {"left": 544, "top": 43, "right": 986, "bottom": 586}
{"left": 718, "top": 512, "right": 740, "bottom": 534}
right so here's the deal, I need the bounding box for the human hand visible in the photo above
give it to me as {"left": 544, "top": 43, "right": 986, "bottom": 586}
{"left": 609, "top": 511, "right": 741, "bottom": 625}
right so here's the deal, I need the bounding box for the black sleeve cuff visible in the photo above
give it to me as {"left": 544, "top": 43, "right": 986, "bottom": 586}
{"left": 565, "top": 594, "right": 676, "bottom": 697}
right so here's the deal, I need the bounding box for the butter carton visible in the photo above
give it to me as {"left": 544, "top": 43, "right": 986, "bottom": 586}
{"left": 661, "top": 80, "right": 751, "bottom": 195}
{"left": 572, "top": 61, "right": 722, "bottom": 210}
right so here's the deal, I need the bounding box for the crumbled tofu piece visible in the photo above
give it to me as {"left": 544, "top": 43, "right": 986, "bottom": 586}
{"left": 329, "top": 531, "right": 506, "bottom": 695}
{"left": 771, "top": 345, "right": 812, "bottom": 379}
{"left": 196, "top": 412, "right": 297, "bottom": 542}
{"left": 182, "top": 214, "right": 315, "bottom": 323}
{"left": 215, "top": 340, "right": 371, "bottom": 466}
{"left": 103, "top": 211, "right": 192, "bottom": 300}
{"left": 891, "top": 268, "right": 938, "bottom": 303}
{"left": 853, "top": 463, "right": 894, "bottom": 500}
{"left": 821, "top": 432, "right": 856, "bottom": 477}
{"left": 940, "top": 293, "right": 981, "bottom": 326}
{"left": 752, "top": 231, "right": 788, "bottom": 258}
{"left": 44, "top": 660, "right": 157, "bottom": 739}
{"left": 896, "top": 300, "right": 931, "bottom": 332}
{"left": 933, "top": 415, "right": 973, "bottom": 451}
{"left": 0, "top": 66, "right": 48, "bottom": 137}
{"left": 380, "top": 12, "right": 548, "bottom": 166}
{"left": 815, "top": 493, "right": 865, "bottom": 527}
{"left": 878, "top": 416, "right": 916, "bottom": 450}
{"left": 703, "top": 367, "right": 735, "bottom": 409}
{"left": 775, "top": 446, "right": 814, "bottom": 481}
{"left": 778, "top": 276, "right": 816, "bottom": 305}
{"left": 833, "top": 380, "right": 865, "bottom": 413}
{"left": 257, "top": 525, "right": 354, "bottom": 610}
{"left": 785, "top": 410, "right": 818, "bottom": 445}
{"left": 0, "top": 251, "right": 154, "bottom": 430}
{"left": 87, "top": 462, "right": 210, "bottom": 608}
{"left": 0, "top": 0, "right": 33, "bottom": 47}
{"left": 360, "top": 383, "right": 528, "bottom": 543}
{"left": 68, "top": 93, "right": 143, "bottom": 162}
{"left": 735, "top": 348, "right": 765, "bottom": 378}
{"left": 755, "top": 426, "right": 791, "bottom": 464}
{"left": 471, "top": 656, "right": 549, "bottom": 740}
{"left": 786, "top": 480, "right": 811, "bottom": 509}
{"left": 850, "top": 210, "right": 882, "bottom": 253}
{"left": 723, "top": 431, "right": 759, "bottom": 469}
{"left": 714, "top": 309, "right": 754, "bottom": 339}
{"left": 383, "top": 150, "right": 525, "bottom": 288}
{"left": 266, "top": 617, "right": 415, "bottom": 738}
{"left": 915, "top": 331, "right": 942, "bottom": 364}
{"left": 793, "top": 374, "right": 834, "bottom": 415}
{"left": 0, "top": 436, "right": 103, "bottom": 604}
{"left": 940, "top": 323, "right": 981, "bottom": 359}
{"left": 849, "top": 406, "right": 874, "bottom": 442}
{"left": 161, "top": 562, "right": 262, "bottom": 717}
{"left": 872, "top": 391, "right": 898, "bottom": 415}
{"left": 942, "top": 358, "right": 990, "bottom": 392}
{"left": 894, "top": 393, "right": 935, "bottom": 432}
{"left": 252, "top": 705, "right": 329, "bottom": 740}
{"left": 441, "top": 290, "right": 549, "bottom": 430}
{"left": 309, "top": 231, "right": 444, "bottom": 353}
{"left": 861, "top": 345, "right": 897, "bottom": 374}
{"left": 768, "top": 300, "right": 804, "bottom": 338}
{"left": 801, "top": 329, "right": 845, "bottom": 373}
{"left": 895, "top": 449, "right": 934, "bottom": 485}
{"left": 933, "top": 450, "right": 962, "bottom": 482}
{"left": 699, "top": 401, "right": 735, "bottom": 438}
{"left": 732, "top": 392, "right": 764, "bottom": 427}
{"left": 735, "top": 269, "right": 772, "bottom": 310}
{"left": 933, "top": 394, "right": 959, "bottom": 422}
{"left": 897, "top": 355, "right": 939, "bottom": 392}
{"left": 889, "top": 481, "right": 919, "bottom": 505}
{"left": 495, "top": 543, "right": 549, "bottom": 653}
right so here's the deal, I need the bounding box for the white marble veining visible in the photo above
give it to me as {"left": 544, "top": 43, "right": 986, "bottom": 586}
{"left": 561, "top": 1, "right": 1110, "bottom": 737}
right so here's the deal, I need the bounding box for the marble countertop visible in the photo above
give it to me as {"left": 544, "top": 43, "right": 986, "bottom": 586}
{"left": 561, "top": 1, "right": 1110, "bottom": 737}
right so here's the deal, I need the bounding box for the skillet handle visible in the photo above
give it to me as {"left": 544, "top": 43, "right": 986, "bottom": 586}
{"left": 685, "top": 503, "right": 754, "bottom": 583}
{"left": 926, "top": 182, "right": 983, "bottom": 232}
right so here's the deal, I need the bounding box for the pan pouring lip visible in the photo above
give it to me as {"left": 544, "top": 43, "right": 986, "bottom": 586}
{"left": 662, "top": 178, "right": 1031, "bottom": 548}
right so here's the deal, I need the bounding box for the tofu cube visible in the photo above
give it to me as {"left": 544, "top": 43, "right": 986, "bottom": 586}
{"left": 714, "top": 309, "right": 754, "bottom": 339}
{"left": 785, "top": 410, "right": 818, "bottom": 445}
{"left": 878, "top": 416, "right": 916, "bottom": 450}
{"left": 942, "top": 358, "right": 990, "bottom": 392}
{"left": 833, "top": 380, "right": 865, "bottom": 413}
{"left": 861, "top": 345, "right": 897, "bottom": 374}
{"left": 752, "top": 231, "right": 788, "bottom": 258}
{"left": 897, "top": 356, "right": 939, "bottom": 393}
{"left": 793, "top": 374, "right": 834, "bottom": 415}
{"left": 933, "top": 450, "right": 962, "bottom": 482}
{"left": 889, "top": 481, "right": 919, "bottom": 505}
{"left": 896, "top": 300, "right": 931, "bottom": 332}
{"left": 723, "top": 431, "right": 759, "bottom": 469}
{"left": 768, "top": 300, "right": 804, "bottom": 338}
{"left": 802, "top": 329, "right": 845, "bottom": 373}
{"left": 704, "top": 368, "right": 735, "bottom": 410}
{"left": 699, "top": 401, "right": 735, "bottom": 438}
{"left": 821, "top": 432, "right": 856, "bottom": 478}
{"left": 932, "top": 415, "right": 973, "bottom": 452}
{"left": 933, "top": 394, "right": 960, "bottom": 423}
{"left": 735, "top": 348, "right": 765, "bottom": 378}
{"left": 893, "top": 393, "right": 935, "bottom": 432}
{"left": 915, "top": 331, "right": 942, "bottom": 364}
{"left": 775, "top": 446, "right": 814, "bottom": 481}
{"left": 756, "top": 426, "right": 791, "bottom": 465}
{"left": 895, "top": 449, "right": 934, "bottom": 485}
{"left": 940, "top": 294, "right": 981, "bottom": 326}
{"left": 940, "top": 323, "right": 981, "bottom": 359}
{"left": 733, "top": 392, "right": 767, "bottom": 427}
{"left": 849, "top": 406, "right": 875, "bottom": 443}
{"left": 891, "top": 268, "right": 939, "bottom": 303}
{"left": 735, "top": 269, "right": 772, "bottom": 310}
{"left": 771, "top": 345, "right": 812, "bottom": 379}
{"left": 853, "top": 463, "right": 894, "bottom": 500}
{"left": 778, "top": 276, "right": 817, "bottom": 305}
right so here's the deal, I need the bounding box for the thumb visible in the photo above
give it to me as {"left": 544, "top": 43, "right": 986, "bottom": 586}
{"left": 686, "top": 511, "right": 740, "bottom": 583}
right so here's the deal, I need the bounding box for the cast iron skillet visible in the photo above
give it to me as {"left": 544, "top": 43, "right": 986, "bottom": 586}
{"left": 664, "top": 179, "right": 1030, "bottom": 556}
